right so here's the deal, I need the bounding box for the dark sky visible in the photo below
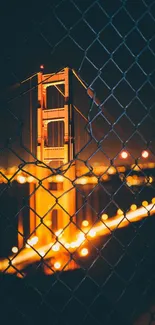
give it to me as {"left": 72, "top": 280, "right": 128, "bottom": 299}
{"left": 0, "top": 0, "right": 155, "bottom": 168}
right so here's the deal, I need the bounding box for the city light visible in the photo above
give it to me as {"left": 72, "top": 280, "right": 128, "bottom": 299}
{"left": 27, "top": 176, "right": 34, "bottom": 183}
{"left": 148, "top": 176, "right": 153, "bottom": 184}
{"left": 141, "top": 150, "right": 149, "bottom": 158}
{"left": 142, "top": 200, "right": 148, "bottom": 207}
{"left": 120, "top": 151, "right": 128, "bottom": 159}
{"left": 26, "top": 236, "right": 38, "bottom": 248}
{"left": 130, "top": 204, "right": 137, "bottom": 211}
{"left": 55, "top": 229, "right": 63, "bottom": 237}
{"left": 12, "top": 246, "right": 18, "bottom": 254}
{"left": 80, "top": 248, "right": 89, "bottom": 257}
{"left": 52, "top": 243, "right": 60, "bottom": 252}
{"left": 88, "top": 229, "right": 96, "bottom": 238}
{"left": 39, "top": 251, "right": 45, "bottom": 257}
{"left": 55, "top": 175, "right": 64, "bottom": 182}
{"left": 1, "top": 198, "right": 155, "bottom": 274}
{"left": 17, "top": 175, "right": 26, "bottom": 184}
{"left": 108, "top": 166, "right": 116, "bottom": 175}
{"left": 101, "top": 214, "right": 108, "bottom": 221}
{"left": 117, "top": 209, "right": 123, "bottom": 216}
{"left": 82, "top": 220, "right": 89, "bottom": 227}
{"left": 64, "top": 243, "right": 70, "bottom": 249}
{"left": 152, "top": 197, "right": 155, "bottom": 204}
{"left": 54, "top": 262, "right": 61, "bottom": 270}
{"left": 79, "top": 177, "right": 87, "bottom": 185}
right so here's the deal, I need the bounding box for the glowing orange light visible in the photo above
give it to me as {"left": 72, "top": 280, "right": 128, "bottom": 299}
{"left": 40, "top": 64, "right": 44, "bottom": 69}
{"left": 46, "top": 220, "right": 52, "bottom": 227}
{"left": 64, "top": 243, "right": 70, "bottom": 249}
{"left": 52, "top": 243, "right": 60, "bottom": 252}
{"left": 102, "top": 174, "right": 109, "bottom": 181}
{"left": 141, "top": 150, "right": 149, "bottom": 158}
{"left": 148, "top": 176, "right": 153, "bottom": 184}
{"left": 152, "top": 197, "right": 155, "bottom": 204}
{"left": 82, "top": 220, "right": 89, "bottom": 227}
{"left": 130, "top": 204, "right": 137, "bottom": 211}
{"left": 108, "top": 166, "right": 116, "bottom": 175}
{"left": 101, "top": 214, "right": 108, "bottom": 221}
{"left": 55, "top": 229, "right": 63, "bottom": 237}
{"left": 80, "top": 248, "right": 88, "bottom": 256}
{"left": 88, "top": 229, "right": 96, "bottom": 238}
{"left": 118, "top": 166, "right": 126, "bottom": 172}
{"left": 117, "top": 209, "right": 123, "bottom": 216}
{"left": 70, "top": 242, "right": 76, "bottom": 249}
{"left": 77, "top": 233, "right": 85, "bottom": 242}
{"left": 12, "top": 246, "right": 18, "bottom": 254}
{"left": 26, "top": 236, "right": 38, "bottom": 248}
{"left": 54, "top": 262, "right": 61, "bottom": 269}
{"left": 121, "top": 151, "right": 128, "bottom": 159}
{"left": 55, "top": 175, "right": 64, "bottom": 182}
{"left": 80, "top": 177, "right": 87, "bottom": 185}
{"left": 17, "top": 175, "right": 26, "bottom": 184}
{"left": 39, "top": 251, "right": 45, "bottom": 257}
{"left": 27, "top": 176, "right": 34, "bottom": 183}
{"left": 142, "top": 200, "right": 148, "bottom": 207}
{"left": 1, "top": 202, "right": 155, "bottom": 274}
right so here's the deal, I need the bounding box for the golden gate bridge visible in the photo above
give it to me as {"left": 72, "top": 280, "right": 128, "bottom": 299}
{"left": 0, "top": 67, "right": 155, "bottom": 276}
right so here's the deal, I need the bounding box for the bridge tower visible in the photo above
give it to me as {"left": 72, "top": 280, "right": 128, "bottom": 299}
{"left": 30, "top": 67, "right": 76, "bottom": 245}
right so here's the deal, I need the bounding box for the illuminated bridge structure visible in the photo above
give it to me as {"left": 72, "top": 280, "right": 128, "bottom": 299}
{"left": 18, "top": 67, "right": 76, "bottom": 249}
{"left": 0, "top": 68, "right": 155, "bottom": 275}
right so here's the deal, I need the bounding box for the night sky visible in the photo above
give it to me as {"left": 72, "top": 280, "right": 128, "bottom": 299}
{"left": 0, "top": 0, "right": 155, "bottom": 167}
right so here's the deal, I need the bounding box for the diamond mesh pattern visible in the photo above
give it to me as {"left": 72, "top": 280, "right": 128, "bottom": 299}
{"left": 0, "top": 1, "right": 155, "bottom": 324}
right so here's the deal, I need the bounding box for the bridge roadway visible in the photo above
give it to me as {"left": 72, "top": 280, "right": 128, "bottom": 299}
{"left": 0, "top": 202, "right": 155, "bottom": 274}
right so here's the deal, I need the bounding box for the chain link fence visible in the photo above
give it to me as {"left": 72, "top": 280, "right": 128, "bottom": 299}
{"left": 0, "top": 0, "right": 155, "bottom": 324}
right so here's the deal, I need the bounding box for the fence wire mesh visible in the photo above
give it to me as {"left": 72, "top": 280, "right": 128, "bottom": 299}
{"left": 0, "top": 0, "right": 155, "bottom": 324}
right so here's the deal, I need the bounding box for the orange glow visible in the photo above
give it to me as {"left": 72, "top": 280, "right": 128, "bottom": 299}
{"left": 12, "top": 246, "right": 18, "bottom": 254}
{"left": 55, "top": 175, "right": 64, "bottom": 182}
{"left": 101, "top": 214, "right": 108, "bottom": 221}
{"left": 88, "top": 229, "right": 96, "bottom": 238}
{"left": 26, "top": 236, "right": 38, "bottom": 248}
{"left": 117, "top": 209, "right": 123, "bottom": 215}
{"left": 39, "top": 251, "right": 45, "bottom": 257}
{"left": 17, "top": 175, "right": 26, "bottom": 184}
{"left": 108, "top": 166, "right": 116, "bottom": 175}
{"left": 148, "top": 176, "right": 153, "bottom": 184}
{"left": 1, "top": 201, "right": 155, "bottom": 274}
{"left": 54, "top": 262, "right": 61, "bottom": 269}
{"left": 148, "top": 162, "right": 155, "bottom": 168}
{"left": 79, "top": 177, "right": 87, "bottom": 185}
{"left": 27, "top": 176, "right": 34, "bottom": 183}
{"left": 130, "top": 204, "right": 137, "bottom": 211}
{"left": 142, "top": 200, "right": 148, "bottom": 207}
{"left": 55, "top": 229, "right": 63, "bottom": 237}
{"left": 46, "top": 220, "right": 52, "bottom": 227}
{"left": 101, "top": 174, "right": 109, "bottom": 181}
{"left": 1, "top": 68, "right": 155, "bottom": 277}
{"left": 52, "top": 243, "right": 60, "bottom": 252}
{"left": 82, "top": 220, "right": 89, "bottom": 227}
{"left": 80, "top": 248, "right": 88, "bottom": 257}
{"left": 142, "top": 150, "right": 149, "bottom": 158}
{"left": 93, "top": 203, "right": 155, "bottom": 236}
{"left": 152, "top": 198, "right": 155, "bottom": 204}
{"left": 118, "top": 166, "right": 126, "bottom": 172}
{"left": 1, "top": 163, "right": 155, "bottom": 185}
{"left": 64, "top": 243, "right": 70, "bottom": 249}
{"left": 121, "top": 151, "right": 128, "bottom": 159}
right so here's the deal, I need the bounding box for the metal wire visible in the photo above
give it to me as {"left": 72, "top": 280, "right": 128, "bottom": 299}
{"left": 0, "top": 1, "right": 155, "bottom": 325}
